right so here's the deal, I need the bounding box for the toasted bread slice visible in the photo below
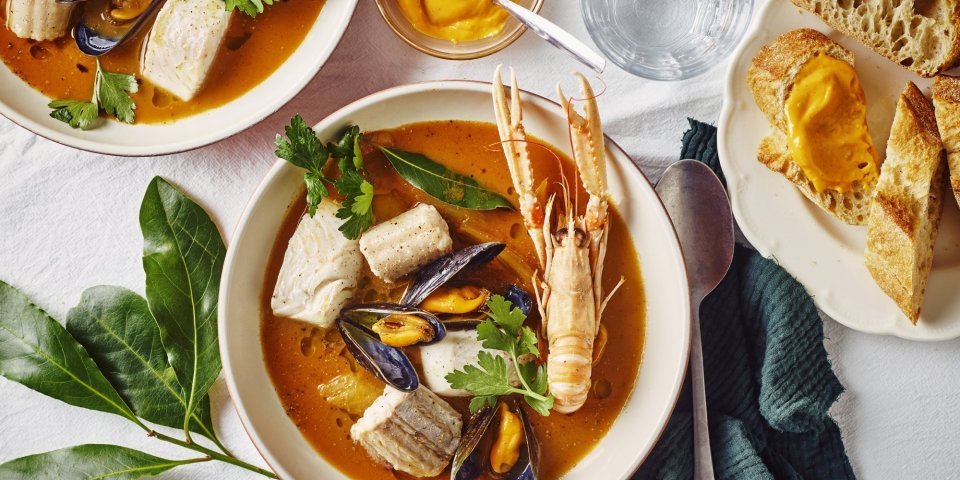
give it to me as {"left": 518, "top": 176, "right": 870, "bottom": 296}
{"left": 865, "top": 82, "right": 947, "bottom": 324}
{"left": 757, "top": 131, "right": 873, "bottom": 225}
{"left": 748, "top": 29, "right": 875, "bottom": 225}
{"left": 791, "top": 0, "right": 960, "bottom": 77}
{"left": 931, "top": 75, "right": 960, "bottom": 208}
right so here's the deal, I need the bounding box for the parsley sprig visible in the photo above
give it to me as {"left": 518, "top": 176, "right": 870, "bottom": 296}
{"left": 49, "top": 60, "right": 138, "bottom": 130}
{"left": 275, "top": 116, "right": 375, "bottom": 239}
{"left": 224, "top": 0, "right": 274, "bottom": 18}
{"left": 446, "top": 295, "right": 555, "bottom": 416}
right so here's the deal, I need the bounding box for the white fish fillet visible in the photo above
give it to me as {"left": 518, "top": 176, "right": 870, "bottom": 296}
{"left": 271, "top": 199, "right": 363, "bottom": 329}
{"left": 420, "top": 330, "right": 517, "bottom": 397}
{"left": 140, "top": 0, "right": 229, "bottom": 101}
{"left": 351, "top": 386, "right": 462, "bottom": 477}
{"left": 359, "top": 203, "right": 453, "bottom": 283}
{"left": 5, "top": 0, "right": 75, "bottom": 41}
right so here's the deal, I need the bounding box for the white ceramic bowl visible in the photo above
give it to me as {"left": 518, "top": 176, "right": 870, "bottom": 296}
{"left": 0, "top": 0, "right": 358, "bottom": 156}
{"left": 219, "top": 81, "right": 691, "bottom": 479}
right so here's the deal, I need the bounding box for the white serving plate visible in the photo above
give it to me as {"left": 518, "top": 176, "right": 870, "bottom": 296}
{"left": 219, "top": 80, "right": 691, "bottom": 479}
{"left": 0, "top": 0, "right": 357, "bottom": 156}
{"left": 718, "top": 0, "right": 960, "bottom": 341}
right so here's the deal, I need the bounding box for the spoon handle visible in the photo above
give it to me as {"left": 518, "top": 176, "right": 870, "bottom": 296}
{"left": 691, "top": 304, "right": 715, "bottom": 479}
{"left": 491, "top": 0, "right": 606, "bottom": 74}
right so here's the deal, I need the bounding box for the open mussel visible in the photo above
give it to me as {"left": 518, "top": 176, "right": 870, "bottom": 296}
{"left": 440, "top": 284, "right": 534, "bottom": 331}
{"left": 73, "top": 0, "right": 162, "bottom": 55}
{"left": 337, "top": 315, "right": 417, "bottom": 393}
{"left": 401, "top": 242, "right": 506, "bottom": 306}
{"left": 337, "top": 304, "right": 447, "bottom": 392}
{"left": 345, "top": 303, "right": 446, "bottom": 346}
{"left": 451, "top": 398, "right": 540, "bottom": 480}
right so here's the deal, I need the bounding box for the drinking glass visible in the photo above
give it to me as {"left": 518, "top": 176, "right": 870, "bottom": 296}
{"left": 582, "top": 0, "right": 754, "bottom": 81}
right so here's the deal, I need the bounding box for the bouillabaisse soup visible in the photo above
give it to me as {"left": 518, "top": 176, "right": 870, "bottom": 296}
{"left": 261, "top": 120, "right": 646, "bottom": 479}
{"left": 0, "top": 0, "right": 325, "bottom": 125}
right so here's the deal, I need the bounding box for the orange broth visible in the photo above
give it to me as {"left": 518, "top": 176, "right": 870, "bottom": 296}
{"left": 0, "top": 0, "right": 326, "bottom": 123}
{"left": 261, "top": 121, "right": 646, "bottom": 480}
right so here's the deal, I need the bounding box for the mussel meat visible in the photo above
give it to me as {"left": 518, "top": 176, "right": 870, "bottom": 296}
{"left": 401, "top": 242, "right": 506, "bottom": 307}
{"left": 345, "top": 304, "right": 446, "bottom": 346}
{"left": 421, "top": 286, "right": 491, "bottom": 314}
{"left": 451, "top": 398, "right": 539, "bottom": 480}
{"left": 337, "top": 315, "right": 419, "bottom": 392}
{"left": 439, "top": 285, "right": 534, "bottom": 330}
{"left": 73, "top": 0, "right": 162, "bottom": 55}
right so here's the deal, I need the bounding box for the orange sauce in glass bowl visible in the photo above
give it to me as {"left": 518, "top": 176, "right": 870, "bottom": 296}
{"left": 0, "top": 0, "right": 326, "bottom": 124}
{"left": 261, "top": 121, "right": 647, "bottom": 480}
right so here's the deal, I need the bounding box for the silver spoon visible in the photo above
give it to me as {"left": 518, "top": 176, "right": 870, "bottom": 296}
{"left": 491, "top": 0, "right": 606, "bottom": 74}
{"left": 655, "top": 160, "right": 734, "bottom": 480}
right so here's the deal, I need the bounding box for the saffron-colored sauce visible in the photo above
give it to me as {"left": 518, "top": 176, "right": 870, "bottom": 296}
{"left": 0, "top": 0, "right": 326, "bottom": 123}
{"left": 261, "top": 121, "right": 646, "bottom": 480}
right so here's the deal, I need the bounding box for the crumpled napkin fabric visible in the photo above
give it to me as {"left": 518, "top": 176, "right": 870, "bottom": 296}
{"left": 634, "top": 120, "right": 855, "bottom": 480}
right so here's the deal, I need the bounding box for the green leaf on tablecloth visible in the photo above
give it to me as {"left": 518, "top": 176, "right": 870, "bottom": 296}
{"left": 0, "top": 280, "right": 141, "bottom": 426}
{"left": 66, "top": 286, "right": 220, "bottom": 446}
{"left": 140, "top": 177, "right": 225, "bottom": 438}
{"left": 0, "top": 444, "right": 205, "bottom": 479}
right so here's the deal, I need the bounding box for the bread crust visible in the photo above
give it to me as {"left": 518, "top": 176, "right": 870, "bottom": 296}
{"left": 748, "top": 29, "right": 874, "bottom": 226}
{"left": 865, "top": 82, "right": 946, "bottom": 324}
{"left": 931, "top": 75, "right": 960, "bottom": 208}
{"left": 791, "top": 0, "right": 960, "bottom": 77}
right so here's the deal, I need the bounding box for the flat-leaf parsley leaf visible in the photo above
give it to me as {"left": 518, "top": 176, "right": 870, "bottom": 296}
{"left": 224, "top": 0, "right": 275, "bottom": 18}
{"left": 446, "top": 295, "right": 554, "bottom": 416}
{"left": 275, "top": 116, "right": 376, "bottom": 239}
{"left": 95, "top": 61, "right": 139, "bottom": 124}
{"left": 48, "top": 100, "right": 99, "bottom": 130}
{"left": 49, "top": 61, "right": 138, "bottom": 130}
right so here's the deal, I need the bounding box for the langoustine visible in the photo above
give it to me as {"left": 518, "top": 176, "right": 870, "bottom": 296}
{"left": 492, "top": 67, "right": 622, "bottom": 414}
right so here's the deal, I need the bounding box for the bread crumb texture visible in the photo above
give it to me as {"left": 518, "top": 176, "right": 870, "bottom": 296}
{"left": 791, "top": 0, "right": 960, "bottom": 76}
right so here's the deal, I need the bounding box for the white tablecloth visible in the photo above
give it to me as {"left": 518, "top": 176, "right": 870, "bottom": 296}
{"left": 0, "top": 1, "right": 955, "bottom": 478}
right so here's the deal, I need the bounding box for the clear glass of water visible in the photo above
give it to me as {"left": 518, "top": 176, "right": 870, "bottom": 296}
{"left": 581, "top": 0, "right": 754, "bottom": 81}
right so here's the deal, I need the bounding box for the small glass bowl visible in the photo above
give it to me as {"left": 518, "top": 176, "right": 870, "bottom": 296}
{"left": 375, "top": 0, "right": 545, "bottom": 60}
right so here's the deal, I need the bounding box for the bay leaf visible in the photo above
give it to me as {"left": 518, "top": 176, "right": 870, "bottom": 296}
{"left": 0, "top": 444, "right": 201, "bottom": 479}
{"left": 379, "top": 146, "right": 514, "bottom": 210}
{"left": 66, "top": 286, "right": 220, "bottom": 445}
{"left": 140, "top": 177, "right": 225, "bottom": 434}
{"left": 0, "top": 280, "right": 139, "bottom": 424}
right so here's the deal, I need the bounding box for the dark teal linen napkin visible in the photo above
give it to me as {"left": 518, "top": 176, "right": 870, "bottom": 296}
{"left": 633, "top": 120, "right": 855, "bottom": 480}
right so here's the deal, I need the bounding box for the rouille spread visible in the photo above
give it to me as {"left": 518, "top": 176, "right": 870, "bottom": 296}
{"left": 396, "top": 0, "right": 509, "bottom": 43}
{"left": 785, "top": 53, "right": 879, "bottom": 193}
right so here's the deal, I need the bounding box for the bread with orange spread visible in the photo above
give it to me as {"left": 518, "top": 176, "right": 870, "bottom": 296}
{"left": 790, "top": 0, "right": 960, "bottom": 77}
{"left": 931, "top": 75, "right": 960, "bottom": 208}
{"left": 748, "top": 29, "right": 881, "bottom": 225}
{"left": 865, "top": 82, "right": 947, "bottom": 324}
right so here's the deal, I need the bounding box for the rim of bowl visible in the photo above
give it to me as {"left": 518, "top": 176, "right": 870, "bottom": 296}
{"left": 219, "top": 79, "right": 691, "bottom": 480}
{"left": 373, "top": 0, "right": 544, "bottom": 60}
{"left": 0, "top": 0, "right": 359, "bottom": 157}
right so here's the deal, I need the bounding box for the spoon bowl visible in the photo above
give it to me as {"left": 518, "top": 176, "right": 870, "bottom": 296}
{"left": 657, "top": 161, "right": 735, "bottom": 300}
{"left": 656, "top": 159, "right": 734, "bottom": 480}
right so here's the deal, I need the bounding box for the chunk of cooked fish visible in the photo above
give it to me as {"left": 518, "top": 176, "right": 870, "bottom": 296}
{"left": 359, "top": 203, "right": 453, "bottom": 283}
{"left": 420, "top": 330, "right": 516, "bottom": 397}
{"left": 140, "top": 0, "right": 229, "bottom": 101}
{"left": 5, "top": 0, "right": 75, "bottom": 41}
{"left": 350, "top": 386, "right": 463, "bottom": 477}
{"left": 271, "top": 199, "right": 363, "bottom": 329}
